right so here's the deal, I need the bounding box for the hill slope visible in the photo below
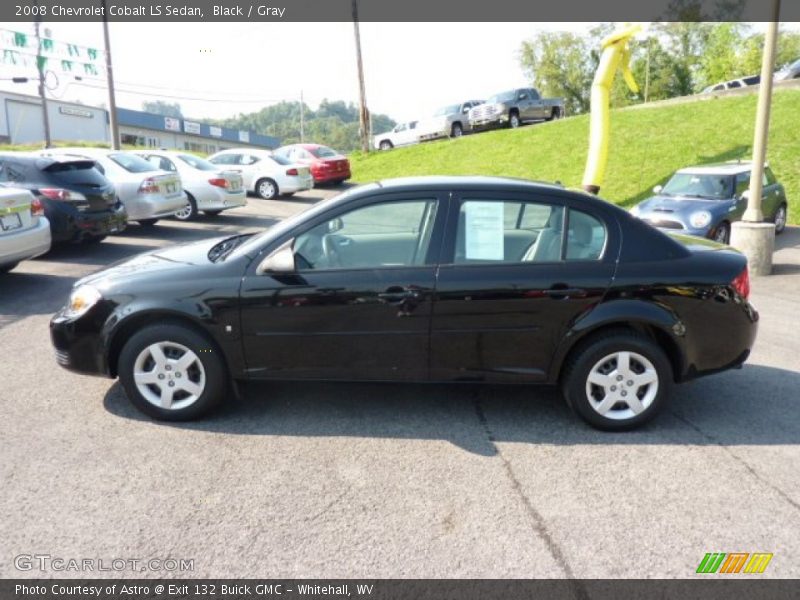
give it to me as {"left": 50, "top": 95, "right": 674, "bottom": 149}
{"left": 350, "top": 90, "right": 799, "bottom": 223}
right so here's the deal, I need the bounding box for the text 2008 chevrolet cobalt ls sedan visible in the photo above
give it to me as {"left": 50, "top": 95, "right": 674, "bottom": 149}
{"left": 51, "top": 177, "right": 758, "bottom": 430}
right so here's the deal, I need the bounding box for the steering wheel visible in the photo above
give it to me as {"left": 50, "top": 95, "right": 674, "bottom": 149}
{"left": 322, "top": 235, "right": 343, "bottom": 268}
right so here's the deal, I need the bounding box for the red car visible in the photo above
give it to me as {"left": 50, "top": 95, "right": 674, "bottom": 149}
{"left": 274, "top": 144, "right": 351, "bottom": 185}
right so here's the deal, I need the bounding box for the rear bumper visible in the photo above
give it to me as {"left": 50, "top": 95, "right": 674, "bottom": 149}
{"left": 123, "top": 192, "right": 187, "bottom": 220}
{"left": 194, "top": 187, "right": 247, "bottom": 211}
{"left": 281, "top": 176, "right": 315, "bottom": 193}
{"left": 0, "top": 216, "right": 51, "bottom": 266}
{"left": 312, "top": 170, "right": 351, "bottom": 183}
{"left": 47, "top": 202, "right": 128, "bottom": 243}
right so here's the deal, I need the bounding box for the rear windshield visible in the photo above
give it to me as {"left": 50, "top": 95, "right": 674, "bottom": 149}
{"left": 108, "top": 153, "right": 158, "bottom": 173}
{"left": 269, "top": 154, "right": 291, "bottom": 166}
{"left": 177, "top": 154, "right": 218, "bottom": 171}
{"left": 309, "top": 146, "right": 337, "bottom": 158}
{"left": 44, "top": 161, "right": 109, "bottom": 187}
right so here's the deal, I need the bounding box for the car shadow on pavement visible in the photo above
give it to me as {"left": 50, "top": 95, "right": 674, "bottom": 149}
{"left": 102, "top": 363, "right": 800, "bottom": 456}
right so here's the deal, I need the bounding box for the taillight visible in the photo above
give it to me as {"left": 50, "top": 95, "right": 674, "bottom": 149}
{"left": 138, "top": 178, "right": 160, "bottom": 194}
{"left": 286, "top": 168, "right": 299, "bottom": 176}
{"left": 208, "top": 177, "right": 228, "bottom": 189}
{"left": 31, "top": 198, "right": 44, "bottom": 216}
{"left": 39, "top": 188, "right": 73, "bottom": 201}
{"left": 731, "top": 266, "right": 750, "bottom": 299}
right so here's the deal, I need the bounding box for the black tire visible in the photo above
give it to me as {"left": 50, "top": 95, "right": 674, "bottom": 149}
{"left": 118, "top": 322, "right": 227, "bottom": 421}
{"left": 138, "top": 219, "right": 159, "bottom": 227}
{"left": 379, "top": 140, "right": 393, "bottom": 151}
{"left": 85, "top": 235, "right": 106, "bottom": 244}
{"left": 451, "top": 122, "right": 463, "bottom": 138}
{"left": 174, "top": 193, "right": 198, "bottom": 221}
{"left": 282, "top": 192, "right": 295, "bottom": 198}
{"left": 0, "top": 262, "right": 18, "bottom": 274}
{"left": 509, "top": 111, "right": 521, "bottom": 128}
{"left": 773, "top": 203, "right": 787, "bottom": 234}
{"left": 255, "top": 178, "right": 279, "bottom": 200}
{"left": 548, "top": 107, "right": 561, "bottom": 121}
{"left": 712, "top": 221, "right": 730, "bottom": 244}
{"left": 561, "top": 330, "right": 672, "bottom": 431}
{"left": 204, "top": 210, "right": 222, "bottom": 217}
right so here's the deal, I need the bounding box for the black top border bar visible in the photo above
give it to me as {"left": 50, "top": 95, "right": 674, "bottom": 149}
{"left": 2, "top": 0, "right": 799, "bottom": 22}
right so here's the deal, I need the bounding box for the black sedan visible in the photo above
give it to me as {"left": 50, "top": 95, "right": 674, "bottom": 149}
{"left": 50, "top": 177, "right": 758, "bottom": 430}
{"left": 0, "top": 154, "right": 126, "bottom": 243}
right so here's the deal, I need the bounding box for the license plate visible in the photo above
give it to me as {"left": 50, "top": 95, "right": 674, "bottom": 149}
{"left": 0, "top": 213, "right": 22, "bottom": 231}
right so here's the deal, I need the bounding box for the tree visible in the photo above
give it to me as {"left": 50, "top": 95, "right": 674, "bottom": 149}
{"left": 141, "top": 100, "right": 183, "bottom": 118}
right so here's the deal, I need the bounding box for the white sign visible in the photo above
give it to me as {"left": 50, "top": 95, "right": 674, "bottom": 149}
{"left": 184, "top": 120, "right": 201, "bottom": 134}
{"left": 209, "top": 126, "right": 222, "bottom": 137}
{"left": 238, "top": 130, "right": 250, "bottom": 143}
{"left": 164, "top": 117, "right": 180, "bottom": 131}
{"left": 59, "top": 106, "right": 93, "bottom": 118}
{"left": 464, "top": 201, "right": 504, "bottom": 260}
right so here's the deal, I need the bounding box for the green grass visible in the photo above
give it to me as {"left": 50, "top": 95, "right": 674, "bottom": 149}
{"left": 350, "top": 89, "right": 800, "bottom": 224}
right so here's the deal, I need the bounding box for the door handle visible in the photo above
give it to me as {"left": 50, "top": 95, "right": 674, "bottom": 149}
{"left": 544, "top": 284, "right": 587, "bottom": 299}
{"left": 378, "top": 287, "right": 422, "bottom": 303}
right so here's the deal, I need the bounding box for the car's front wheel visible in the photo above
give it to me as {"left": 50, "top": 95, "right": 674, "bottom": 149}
{"left": 174, "top": 193, "right": 198, "bottom": 221}
{"left": 712, "top": 221, "right": 730, "bottom": 244}
{"left": 118, "top": 323, "right": 227, "bottom": 421}
{"left": 379, "top": 140, "right": 393, "bottom": 151}
{"left": 451, "top": 122, "right": 463, "bottom": 137}
{"left": 562, "top": 330, "right": 672, "bottom": 431}
{"left": 774, "top": 203, "right": 787, "bottom": 234}
{"left": 509, "top": 112, "right": 521, "bottom": 128}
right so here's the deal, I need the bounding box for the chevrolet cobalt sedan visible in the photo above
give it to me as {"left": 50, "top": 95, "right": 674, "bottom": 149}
{"left": 51, "top": 177, "right": 758, "bottom": 430}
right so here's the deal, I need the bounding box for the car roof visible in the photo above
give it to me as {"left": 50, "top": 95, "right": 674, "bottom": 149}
{"left": 677, "top": 162, "right": 761, "bottom": 175}
{"left": 364, "top": 175, "right": 569, "bottom": 194}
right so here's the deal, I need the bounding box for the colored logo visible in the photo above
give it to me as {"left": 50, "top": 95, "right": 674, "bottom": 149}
{"left": 697, "top": 552, "right": 773, "bottom": 574}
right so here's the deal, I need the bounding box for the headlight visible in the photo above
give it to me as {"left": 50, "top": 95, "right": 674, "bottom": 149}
{"left": 64, "top": 285, "right": 102, "bottom": 319}
{"left": 689, "top": 210, "right": 712, "bottom": 229}
{"left": 629, "top": 205, "right": 641, "bottom": 216}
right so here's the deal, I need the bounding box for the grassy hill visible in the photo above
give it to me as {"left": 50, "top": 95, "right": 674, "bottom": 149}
{"left": 350, "top": 89, "right": 800, "bottom": 224}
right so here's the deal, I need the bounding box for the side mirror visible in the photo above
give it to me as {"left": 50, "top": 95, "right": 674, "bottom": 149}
{"left": 327, "top": 217, "right": 343, "bottom": 233}
{"left": 256, "top": 239, "right": 296, "bottom": 274}
{"left": 653, "top": 185, "right": 663, "bottom": 194}
{"left": 462, "top": 107, "right": 470, "bottom": 114}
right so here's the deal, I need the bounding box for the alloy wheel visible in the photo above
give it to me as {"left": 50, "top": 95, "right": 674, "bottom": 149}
{"left": 174, "top": 200, "right": 194, "bottom": 220}
{"left": 133, "top": 341, "right": 206, "bottom": 410}
{"left": 585, "top": 351, "right": 659, "bottom": 421}
{"left": 775, "top": 205, "right": 787, "bottom": 233}
{"left": 258, "top": 179, "right": 277, "bottom": 199}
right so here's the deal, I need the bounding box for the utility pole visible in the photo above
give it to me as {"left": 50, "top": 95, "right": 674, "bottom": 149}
{"left": 33, "top": 9, "right": 52, "bottom": 148}
{"left": 730, "top": 0, "right": 780, "bottom": 276}
{"left": 101, "top": 0, "right": 120, "bottom": 149}
{"left": 300, "top": 90, "right": 304, "bottom": 143}
{"left": 643, "top": 38, "right": 651, "bottom": 104}
{"left": 352, "top": 0, "right": 370, "bottom": 153}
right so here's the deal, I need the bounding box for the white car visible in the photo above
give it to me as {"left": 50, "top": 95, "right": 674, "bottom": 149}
{"left": 38, "top": 148, "right": 186, "bottom": 226}
{"left": 0, "top": 186, "right": 51, "bottom": 273}
{"left": 134, "top": 151, "right": 246, "bottom": 221}
{"left": 373, "top": 121, "right": 419, "bottom": 151}
{"left": 207, "top": 148, "right": 313, "bottom": 200}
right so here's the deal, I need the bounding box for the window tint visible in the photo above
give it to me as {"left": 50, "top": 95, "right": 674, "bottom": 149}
{"left": 239, "top": 154, "right": 261, "bottom": 166}
{"left": 734, "top": 172, "right": 750, "bottom": 197}
{"left": 566, "top": 209, "right": 606, "bottom": 260}
{"left": 294, "top": 199, "right": 437, "bottom": 271}
{"left": 454, "top": 199, "right": 564, "bottom": 264}
{"left": 0, "top": 161, "right": 26, "bottom": 183}
{"left": 310, "top": 146, "right": 337, "bottom": 158}
{"left": 210, "top": 154, "right": 238, "bottom": 165}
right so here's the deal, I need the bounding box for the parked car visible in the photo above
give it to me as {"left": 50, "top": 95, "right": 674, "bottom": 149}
{"left": 51, "top": 176, "right": 757, "bottom": 431}
{"left": 0, "top": 186, "right": 51, "bottom": 273}
{"left": 38, "top": 148, "right": 185, "bottom": 227}
{"left": 701, "top": 75, "right": 760, "bottom": 93}
{"left": 272, "top": 144, "right": 351, "bottom": 185}
{"left": 630, "top": 162, "right": 788, "bottom": 244}
{"left": 0, "top": 153, "right": 126, "bottom": 243}
{"left": 135, "top": 151, "right": 246, "bottom": 221}
{"left": 774, "top": 58, "right": 800, "bottom": 81}
{"left": 207, "top": 148, "right": 313, "bottom": 200}
{"left": 373, "top": 121, "right": 419, "bottom": 150}
{"left": 469, "top": 88, "right": 564, "bottom": 129}
{"left": 416, "top": 101, "right": 484, "bottom": 141}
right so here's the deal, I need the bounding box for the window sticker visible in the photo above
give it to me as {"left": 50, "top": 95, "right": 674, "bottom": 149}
{"left": 464, "top": 201, "right": 504, "bottom": 260}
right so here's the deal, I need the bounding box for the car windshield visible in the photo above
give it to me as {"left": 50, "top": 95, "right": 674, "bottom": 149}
{"left": 433, "top": 104, "right": 460, "bottom": 116}
{"left": 486, "top": 90, "right": 516, "bottom": 104}
{"left": 177, "top": 154, "right": 218, "bottom": 171}
{"left": 661, "top": 172, "right": 734, "bottom": 199}
{"left": 309, "top": 146, "right": 337, "bottom": 158}
{"left": 108, "top": 153, "right": 158, "bottom": 173}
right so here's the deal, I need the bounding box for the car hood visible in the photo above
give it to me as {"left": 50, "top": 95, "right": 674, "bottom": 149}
{"left": 636, "top": 195, "right": 733, "bottom": 218}
{"left": 75, "top": 236, "right": 228, "bottom": 290}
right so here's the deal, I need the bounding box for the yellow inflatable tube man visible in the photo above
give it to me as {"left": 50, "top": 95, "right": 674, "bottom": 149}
{"left": 582, "top": 24, "right": 641, "bottom": 195}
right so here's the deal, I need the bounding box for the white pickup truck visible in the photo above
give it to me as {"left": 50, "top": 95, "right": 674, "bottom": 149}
{"left": 373, "top": 121, "right": 419, "bottom": 151}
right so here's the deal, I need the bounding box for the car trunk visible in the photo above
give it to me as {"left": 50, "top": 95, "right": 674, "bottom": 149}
{"left": 152, "top": 173, "right": 183, "bottom": 199}
{"left": 0, "top": 188, "right": 35, "bottom": 233}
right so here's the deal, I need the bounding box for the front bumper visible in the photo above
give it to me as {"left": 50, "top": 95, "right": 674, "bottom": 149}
{"left": 50, "top": 306, "right": 113, "bottom": 377}
{"left": 0, "top": 216, "right": 51, "bottom": 266}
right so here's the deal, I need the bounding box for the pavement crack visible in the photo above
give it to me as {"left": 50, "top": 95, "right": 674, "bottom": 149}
{"left": 671, "top": 410, "right": 800, "bottom": 513}
{"left": 474, "top": 395, "right": 588, "bottom": 596}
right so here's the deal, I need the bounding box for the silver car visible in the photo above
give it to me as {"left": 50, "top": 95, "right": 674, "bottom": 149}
{"left": 0, "top": 186, "right": 51, "bottom": 273}
{"left": 39, "top": 148, "right": 186, "bottom": 226}
{"left": 416, "top": 100, "right": 484, "bottom": 141}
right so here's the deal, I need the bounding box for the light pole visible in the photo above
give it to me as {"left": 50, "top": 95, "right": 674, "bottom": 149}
{"left": 101, "top": 0, "right": 120, "bottom": 149}
{"left": 33, "top": 11, "right": 52, "bottom": 148}
{"left": 352, "top": 0, "right": 370, "bottom": 153}
{"left": 730, "top": 0, "right": 780, "bottom": 276}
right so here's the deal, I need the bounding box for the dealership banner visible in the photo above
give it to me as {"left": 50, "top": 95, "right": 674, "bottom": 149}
{"left": 2, "top": 0, "right": 799, "bottom": 22}
{"left": 2, "top": 579, "right": 799, "bottom": 600}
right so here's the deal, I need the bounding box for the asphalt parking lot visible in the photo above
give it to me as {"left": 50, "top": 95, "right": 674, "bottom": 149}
{"left": 1, "top": 188, "right": 799, "bottom": 579}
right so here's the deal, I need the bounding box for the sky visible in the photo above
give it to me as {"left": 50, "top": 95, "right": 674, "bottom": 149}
{"left": 0, "top": 21, "right": 796, "bottom": 128}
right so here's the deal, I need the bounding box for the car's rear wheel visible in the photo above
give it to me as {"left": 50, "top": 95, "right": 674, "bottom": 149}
{"left": 712, "top": 221, "right": 730, "bottom": 244}
{"left": 774, "top": 203, "right": 787, "bottom": 234}
{"left": 256, "top": 178, "right": 278, "bottom": 200}
{"left": 118, "top": 323, "right": 227, "bottom": 421}
{"left": 562, "top": 331, "right": 672, "bottom": 431}
{"left": 138, "top": 219, "right": 159, "bottom": 227}
{"left": 174, "top": 193, "right": 198, "bottom": 221}
{"left": 451, "top": 122, "right": 463, "bottom": 137}
{"left": 379, "top": 140, "right": 393, "bottom": 151}
{"left": 509, "top": 111, "right": 521, "bottom": 128}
